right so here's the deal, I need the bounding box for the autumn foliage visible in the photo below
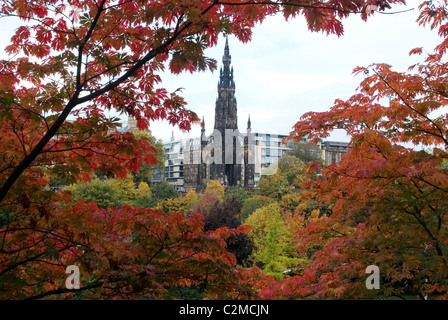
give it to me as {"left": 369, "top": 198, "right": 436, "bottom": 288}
{"left": 282, "top": 0, "right": 448, "bottom": 300}
{"left": 0, "top": 0, "right": 415, "bottom": 300}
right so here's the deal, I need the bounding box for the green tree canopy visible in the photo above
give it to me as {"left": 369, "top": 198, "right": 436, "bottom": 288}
{"left": 286, "top": 141, "right": 323, "bottom": 165}
{"left": 256, "top": 155, "right": 307, "bottom": 199}
{"left": 224, "top": 186, "right": 248, "bottom": 205}
{"left": 69, "top": 175, "right": 137, "bottom": 209}
{"left": 240, "top": 195, "right": 272, "bottom": 222}
{"left": 205, "top": 180, "right": 225, "bottom": 201}
{"left": 244, "top": 203, "right": 300, "bottom": 279}
{"left": 148, "top": 181, "right": 179, "bottom": 206}
{"left": 132, "top": 131, "right": 167, "bottom": 185}
{"left": 157, "top": 190, "right": 200, "bottom": 214}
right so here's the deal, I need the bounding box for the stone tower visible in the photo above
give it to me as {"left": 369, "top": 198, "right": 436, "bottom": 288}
{"left": 209, "top": 36, "right": 241, "bottom": 188}
{"left": 184, "top": 37, "right": 254, "bottom": 192}
{"left": 214, "top": 36, "right": 238, "bottom": 132}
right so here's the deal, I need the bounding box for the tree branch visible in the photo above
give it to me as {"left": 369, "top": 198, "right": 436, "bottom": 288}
{"left": 24, "top": 281, "right": 103, "bottom": 300}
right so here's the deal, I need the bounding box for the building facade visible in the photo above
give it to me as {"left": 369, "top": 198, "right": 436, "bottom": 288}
{"left": 151, "top": 132, "right": 351, "bottom": 191}
{"left": 252, "top": 132, "right": 290, "bottom": 186}
{"left": 158, "top": 132, "right": 185, "bottom": 188}
{"left": 319, "top": 140, "right": 350, "bottom": 166}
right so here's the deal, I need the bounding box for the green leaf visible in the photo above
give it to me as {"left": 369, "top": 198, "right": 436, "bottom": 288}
{"left": 44, "top": 242, "right": 60, "bottom": 261}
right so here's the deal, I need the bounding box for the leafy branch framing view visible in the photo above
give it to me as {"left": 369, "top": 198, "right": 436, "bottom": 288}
{"left": 1, "top": 0, "right": 448, "bottom": 301}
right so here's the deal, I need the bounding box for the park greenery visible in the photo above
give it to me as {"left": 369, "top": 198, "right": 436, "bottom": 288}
{"left": 67, "top": 150, "right": 320, "bottom": 283}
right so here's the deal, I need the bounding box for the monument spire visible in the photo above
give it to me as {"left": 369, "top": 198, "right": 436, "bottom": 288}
{"left": 184, "top": 36, "right": 254, "bottom": 192}
{"left": 215, "top": 36, "right": 237, "bottom": 131}
{"left": 224, "top": 35, "right": 230, "bottom": 60}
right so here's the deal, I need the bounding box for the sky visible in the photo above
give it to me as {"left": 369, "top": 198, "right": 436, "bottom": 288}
{"left": 0, "top": 0, "right": 443, "bottom": 143}
{"left": 154, "top": 0, "right": 442, "bottom": 143}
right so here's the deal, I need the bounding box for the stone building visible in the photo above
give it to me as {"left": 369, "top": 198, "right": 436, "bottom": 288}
{"left": 183, "top": 38, "right": 255, "bottom": 192}
{"left": 319, "top": 140, "right": 351, "bottom": 166}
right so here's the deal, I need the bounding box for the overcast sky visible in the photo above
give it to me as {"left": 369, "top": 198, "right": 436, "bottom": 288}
{"left": 155, "top": 0, "right": 442, "bottom": 143}
{"left": 0, "top": 0, "right": 443, "bottom": 143}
